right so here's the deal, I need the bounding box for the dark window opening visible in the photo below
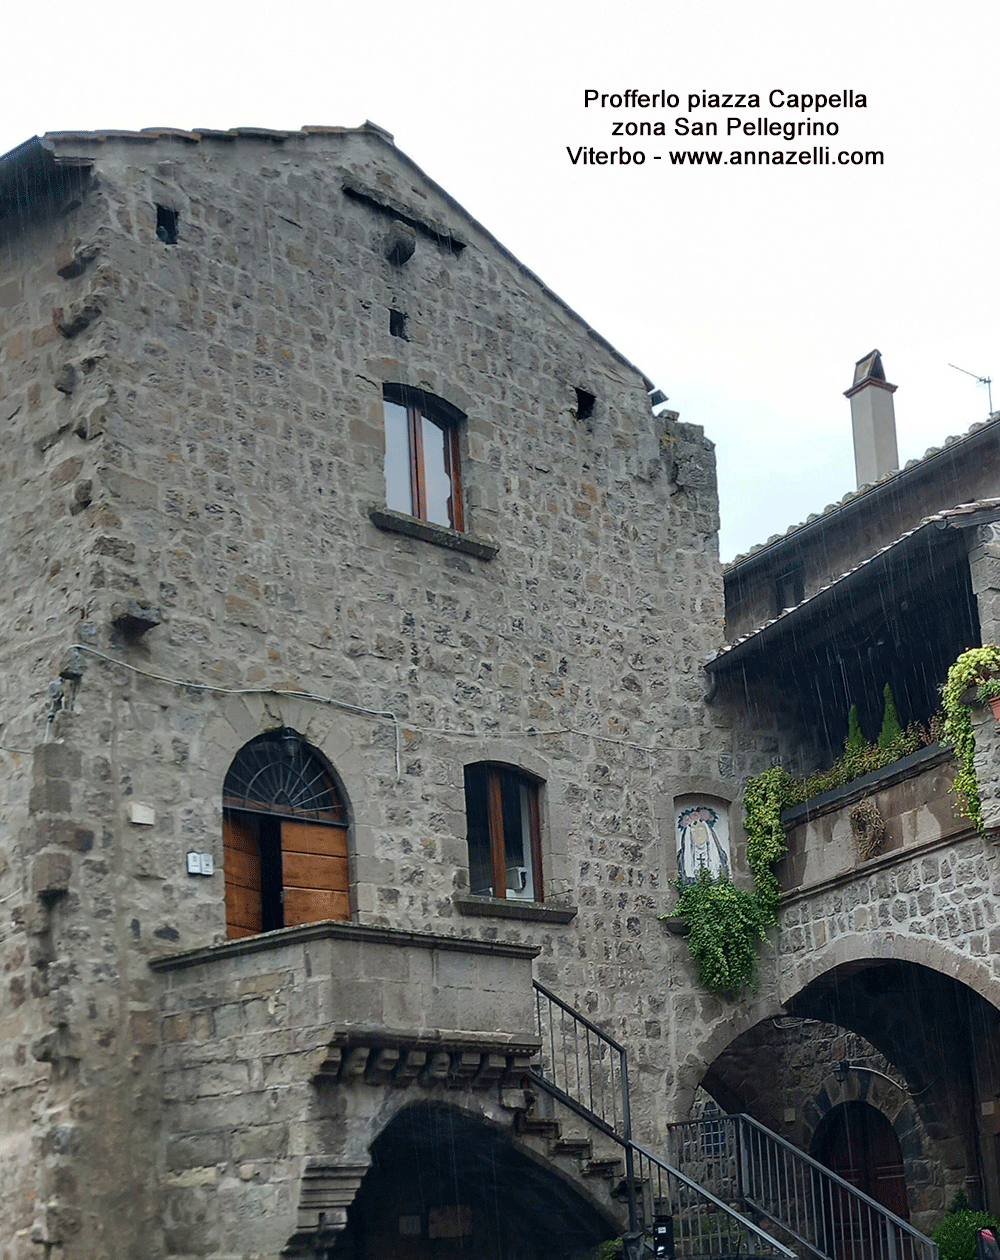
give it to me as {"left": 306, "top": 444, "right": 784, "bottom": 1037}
{"left": 156, "top": 205, "right": 179, "bottom": 245}
{"left": 464, "top": 763, "right": 542, "bottom": 902}
{"left": 389, "top": 309, "right": 408, "bottom": 339}
{"left": 575, "top": 388, "right": 596, "bottom": 421}
{"left": 775, "top": 564, "right": 805, "bottom": 613}
{"left": 700, "top": 1100, "right": 728, "bottom": 1157}
{"left": 383, "top": 386, "right": 464, "bottom": 531}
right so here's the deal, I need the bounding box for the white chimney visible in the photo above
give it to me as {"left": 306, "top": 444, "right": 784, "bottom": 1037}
{"left": 845, "top": 349, "right": 899, "bottom": 488}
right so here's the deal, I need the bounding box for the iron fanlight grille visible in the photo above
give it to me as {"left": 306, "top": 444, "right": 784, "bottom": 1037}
{"left": 222, "top": 729, "right": 346, "bottom": 823}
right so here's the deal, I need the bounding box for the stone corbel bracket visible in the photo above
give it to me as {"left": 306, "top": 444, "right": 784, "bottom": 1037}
{"left": 310, "top": 1025, "right": 541, "bottom": 1093}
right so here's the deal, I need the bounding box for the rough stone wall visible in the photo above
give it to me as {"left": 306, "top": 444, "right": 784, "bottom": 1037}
{"left": 0, "top": 129, "right": 733, "bottom": 1258}
{"left": 0, "top": 171, "right": 133, "bottom": 1260}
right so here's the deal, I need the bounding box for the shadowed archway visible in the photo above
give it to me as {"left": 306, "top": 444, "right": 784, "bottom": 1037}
{"left": 330, "top": 1102, "right": 618, "bottom": 1260}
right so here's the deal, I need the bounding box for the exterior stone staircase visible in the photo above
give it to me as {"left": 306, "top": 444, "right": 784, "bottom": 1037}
{"left": 530, "top": 981, "right": 941, "bottom": 1260}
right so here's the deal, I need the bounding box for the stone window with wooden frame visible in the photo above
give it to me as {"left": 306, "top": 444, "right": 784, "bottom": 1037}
{"left": 382, "top": 386, "right": 464, "bottom": 532}
{"left": 463, "top": 763, "right": 543, "bottom": 903}
{"left": 222, "top": 729, "right": 349, "bottom": 940}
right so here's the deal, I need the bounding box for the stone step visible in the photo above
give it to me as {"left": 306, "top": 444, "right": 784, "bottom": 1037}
{"left": 553, "top": 1137, "right": 593, "bottom": 1159}
{"left": 515, "top": 1113, "right": 562, "bottom": 1140}
{"left": 584, "top": 1157, "right": 624, "bottom": 1179}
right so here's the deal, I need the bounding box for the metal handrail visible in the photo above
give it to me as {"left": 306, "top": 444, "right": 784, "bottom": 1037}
{"left": 630, "top": 1139, "right": 798, "bottom": 1258}
{"left": 665, "top": 1112, "right": 939, "bottom": 1260}
{"left": 531, "top": 983, "right": 795, "bottom": 1255}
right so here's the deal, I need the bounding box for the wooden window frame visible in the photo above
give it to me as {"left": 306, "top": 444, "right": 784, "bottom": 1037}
{"left": 466, "top": 764, "right": 543, "bottom": 903}
{"left": 383, "top": 389, "right": 464, "bottom": 532}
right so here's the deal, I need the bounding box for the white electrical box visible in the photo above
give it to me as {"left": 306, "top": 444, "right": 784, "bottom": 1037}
{"left": 199, "top": 853, "right": 214, "bottom": 876}
{"left": 186, "top": 851, "right": 201, "bottom": 874}
{"left": 129, "top": 802, "right": 156, "bottom": 826}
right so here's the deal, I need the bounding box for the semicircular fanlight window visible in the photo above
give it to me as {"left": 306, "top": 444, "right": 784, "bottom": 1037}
{"left": 223, "top": 729, "right": 346, "bottom": 824}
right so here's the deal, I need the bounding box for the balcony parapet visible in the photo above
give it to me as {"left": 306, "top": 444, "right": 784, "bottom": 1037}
{"left": 777, "top": 743, "right": 967, "bottom": 896}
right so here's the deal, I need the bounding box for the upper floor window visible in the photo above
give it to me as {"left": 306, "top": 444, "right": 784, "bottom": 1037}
{"left": 775, "top": 563, "right": 804, "bottom": 614}
{"left": 464, "top": 763, "right": 542, "bottom": 902}
{"left": 222, "top": 729, "right": 349, "bottom": 939}
{"left": 383, "top": 386, "right": 464, "bottom": 531}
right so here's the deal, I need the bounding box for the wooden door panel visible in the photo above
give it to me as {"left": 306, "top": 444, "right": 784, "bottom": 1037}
{"left": 223, "top": 815, "right": 262, "bottom": 938}
{"left": 283, "top": 887, "right": 350, "bottom": 926}
{"left": 281, "top": 851, "right": 349, "bottom": 893}
{"left": 281, "top": 821, "right": 348, "bottom": 857}
{"left": 224, "top": 847, "right": 262, "bottom": 888}
{"left": 281, "top": 821, "right": 350, "bottom": 923}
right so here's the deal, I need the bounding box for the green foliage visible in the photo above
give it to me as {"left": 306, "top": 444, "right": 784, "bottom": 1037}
{"left": 878, "top": 683, "right": 903, "bottom": 752}
{"left": 940, "top": 645, "right": 1000, "bottom": 835}
{"left": 933, "top": 1209, "right": 1000, "bottom": 1260}
{"left": 595, "top": 1239, "right": 623, "bottom": 1260}
{"left": 670, "top": 705, "right": 943, "bottom": 999}
{"left": 845, "top": 704, "right": 866, "bottom": 753}
{"left": 743, "top": 764, "right": 790, "bottom": 922}
{"left": 948, "top": 1192, "right": 972, "bottom": 1215}
{"left": 786, "top": 709, "right": 941, "bottom": 808}
{"left": 672, "top": 871, "right": 771, "bottom": 995}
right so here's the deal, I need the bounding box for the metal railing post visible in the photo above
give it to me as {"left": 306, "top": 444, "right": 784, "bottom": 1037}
{"left": 621, "top": 1050, "right": 638, "bottom": 1232}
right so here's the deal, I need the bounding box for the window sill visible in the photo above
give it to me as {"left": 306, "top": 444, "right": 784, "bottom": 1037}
{"left": 369, "top": 509, "right": 498, "bottom": 561}
{"left": 452, "top": 895, "right": 578, "bottom": 925}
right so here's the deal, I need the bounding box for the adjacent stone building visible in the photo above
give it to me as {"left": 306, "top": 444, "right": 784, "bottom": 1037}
{"left": 703, "top": 357, "right": 1000, "bottom": 1236}
{"left": 0, "top": 125, "right": 737, "bottom": 1260}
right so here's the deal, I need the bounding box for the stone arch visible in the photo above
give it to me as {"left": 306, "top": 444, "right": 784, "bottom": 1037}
{"left": 777, "top": 929, "right": 1000, "bottom": 1015}
{"left": 326, "top": 1099, "right": 619, "bottom": 1260}
{"left": 678, "top": 988, "right": 785, "bottom": 1117}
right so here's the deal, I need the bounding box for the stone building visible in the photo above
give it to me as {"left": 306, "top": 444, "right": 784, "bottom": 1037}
{"left": 0, "top": 126, "right": 737, "bottom": 1260}
{"left": 700, "top": 354, "right": 1000, "bottom": 1238}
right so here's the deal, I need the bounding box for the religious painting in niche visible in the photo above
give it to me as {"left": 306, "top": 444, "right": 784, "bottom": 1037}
{"left": 675, "top": 796, "right": 730, "bottom": 884}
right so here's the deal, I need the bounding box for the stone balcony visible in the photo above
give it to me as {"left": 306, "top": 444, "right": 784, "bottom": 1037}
{"left": 779, "top": 743, "right": 964, "bottom": 896}
{"left": 147, "top": 922, "right": 544, "bottom": 1256}
{"left": 150, "top": 920, "right": 542, "bottom": 1085}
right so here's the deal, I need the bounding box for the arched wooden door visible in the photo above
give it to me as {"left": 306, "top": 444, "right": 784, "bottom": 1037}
{"left": 222, "top": 729, "right": 350, "bottom": 939}
{"left": 815, "top": 1101, "right": 910, "bottom": 1260}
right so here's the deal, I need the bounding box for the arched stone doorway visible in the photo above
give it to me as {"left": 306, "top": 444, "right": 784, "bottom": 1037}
{"left": 813, "top": 1100, "right": 909, "bottom": 1259}
{"left": 330, "top": 1102, "right": 617, "bottom": 1260}
{"left": 697, "top": 953, "right": 1000, "bottom": 1233}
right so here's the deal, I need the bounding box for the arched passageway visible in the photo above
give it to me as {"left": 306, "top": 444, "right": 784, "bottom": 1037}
{"left": 331, "top": 1103, "right": 617, "bottom": 1260}
{"left": 700, "top": 956, "right": 1000, "bottom": 1233}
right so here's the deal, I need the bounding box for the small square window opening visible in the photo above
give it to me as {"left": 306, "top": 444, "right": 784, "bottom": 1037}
{"left": 389, "top": 309, "right": 408, "bottom": 339}
{"left": 575, "top": 388, "right": 596, "bottom": 421}
{"left": 775, "top": 564, "right": 805, "bottom": 614}
{"left": 156, "top": 205, "right": 179, "bottom": 245}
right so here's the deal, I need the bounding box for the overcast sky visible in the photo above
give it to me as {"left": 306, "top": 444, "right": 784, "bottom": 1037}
{"left": 4, "top": 0, "right": 998, "bottom": 561}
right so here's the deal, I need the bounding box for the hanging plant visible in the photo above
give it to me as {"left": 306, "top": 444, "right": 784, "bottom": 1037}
{"left": 665, "top": 766, "right": 792, "bottom": 997}
{"left": 941, "top": 645, "right": 1000, "bottom": 835}
{"left": 671, "top": 872, "right": 771, "bottom": 996}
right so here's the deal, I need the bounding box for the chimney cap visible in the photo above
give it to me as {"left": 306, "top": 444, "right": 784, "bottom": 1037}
{"left": 845, "top": 349, "right": 897, "bottom": 398}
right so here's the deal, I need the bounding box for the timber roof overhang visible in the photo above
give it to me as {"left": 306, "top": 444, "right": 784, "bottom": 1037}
{"left": 0, "top": 125, "right": 660, "bottom": 396}
{"left": 726, "top": 414, "right": 1000, "bottom": 578}
{"left": 706, "top": 500, "right": 1000, "bottom": 677}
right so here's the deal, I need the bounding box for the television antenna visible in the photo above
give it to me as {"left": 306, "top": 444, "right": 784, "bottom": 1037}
{"left": 949, "top": 362, "right": 994, "bottom": 414}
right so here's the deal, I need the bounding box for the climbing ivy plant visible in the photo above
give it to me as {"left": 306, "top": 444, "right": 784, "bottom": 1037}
{"left": 940, "top": 644, "right": 1000, "bottom": 835}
